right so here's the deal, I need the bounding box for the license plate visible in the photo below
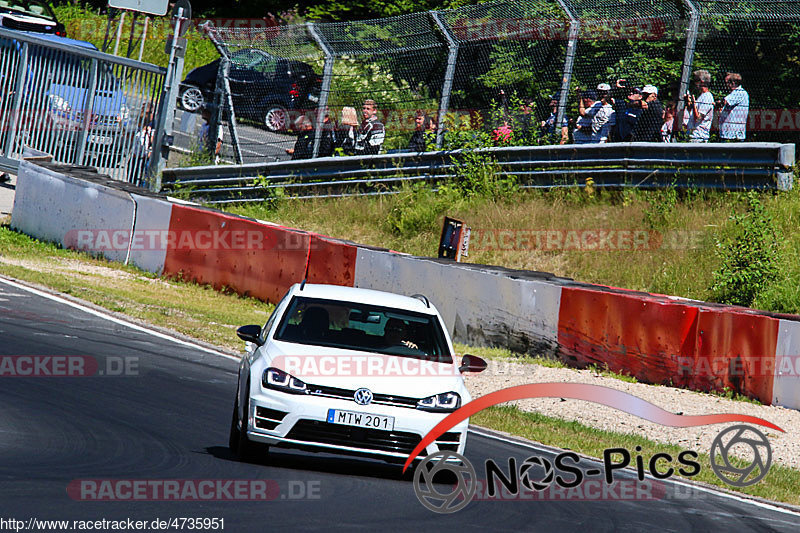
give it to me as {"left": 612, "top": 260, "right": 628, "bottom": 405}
{"left": 89, "top": 134, "right": 112, "bottom": 145}
{"left": 327, "top": 409, "right": 394, "bottom": 431}
{"left": 308, "top": 94, "right": 319, "bottom": 103}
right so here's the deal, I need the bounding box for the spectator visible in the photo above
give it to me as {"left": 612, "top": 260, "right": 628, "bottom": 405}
{"left": 408, "top": 110, "right": 430, "bottom": 152}
{"left": 611, "top": 79, "right": 642, "bottom": 142}
{"left": 337, "top": 106, "right": 359, "bottom": 155}
{"left": 199, "top": 105, "right": 222, "bottom": 160}
{"left": 717, "top": 72, "right": 750, "bottom": 141}
{"left": 661, "top": 103, "right": 676, "bottom": 142}
{"left": 592, "top": 83, "right": 615, "bottom": 143}
{"left": 493, "top": 118, "right": 513, "bottom": 144}
{"left": 285, "top": 115, "right": 314, "bottom": 160}
{"left": 354, "top": 99, "right": 385, "bottom": 155}
{"left": 684, "top": 70, "right": 715, "bottom": 142}
{"left": 516, "top": 97, "right": 536, "bottom": 141}
{"left": 317, "top": 108, "right": 337, "bottom": 157}
{"left": 631, "top": 85, "right": 664, "bottom": 142}
{"left": 129, "top": 102, "right": 155, "bottom": 182}
{"left": 540, "top": 93, "right": 569, "bottom": 144}
{"left": 573, "top": 89, "right": 599, "bottom": 144}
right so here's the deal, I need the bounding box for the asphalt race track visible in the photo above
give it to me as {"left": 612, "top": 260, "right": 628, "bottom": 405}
{"left": 1, "top": 277, "right": 799, "bottom": 532}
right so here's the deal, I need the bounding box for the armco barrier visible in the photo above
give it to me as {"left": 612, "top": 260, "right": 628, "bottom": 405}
{"left": 162, "top": 204, "right": 309, "bottom": 303}
{"left": 354, "top": 248, "right": 564, "bottom": 355}
{"left": 775, "top": 320, "right": 800, "bottom": 409}
{"left": 10, "top": 161, "right": 800, "bottom": 411}
{"left": 11, "top": 160, "right": 135, "bottom": 265}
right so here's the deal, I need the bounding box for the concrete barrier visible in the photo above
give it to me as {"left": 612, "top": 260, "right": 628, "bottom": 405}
{"left": 11, "top": 160, "right": 135, "bottom": 264}
{"left": 774, "top": 319, "right": 800, "bottom": 410}
{"left": 354, "top": 248, "right": 563, "bottom": 355}
{"left": 128, "top": 194, "right": 173, "bottom": 275}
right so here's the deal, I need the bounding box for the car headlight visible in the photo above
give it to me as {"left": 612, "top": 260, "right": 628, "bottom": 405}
{"left": 262, "top": 367, "right": 307, "bottom": 394}
{"left": 417, "top": 391, "right": 461, "bottom": 412}
{"left": 48, "top": 94, "right": 71, "bottom": 115}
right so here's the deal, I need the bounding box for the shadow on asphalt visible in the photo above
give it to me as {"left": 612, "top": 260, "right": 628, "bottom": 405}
{"left": 205, "top": 445, "right": 415, "bottom": 482}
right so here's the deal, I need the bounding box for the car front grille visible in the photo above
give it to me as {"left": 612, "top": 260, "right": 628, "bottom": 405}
{"left": 285, "top": 419, "right": 424, "bottom": 456}
{"left": 306, "top": 384, "right": 419, "bottom": 409}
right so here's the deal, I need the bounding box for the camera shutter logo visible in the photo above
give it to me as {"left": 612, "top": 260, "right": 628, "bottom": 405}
{"left": 519, "top": 456, "right": 555, "bottom": 491}
{"left": 354, "top": 388, "right": 373, "bottom": 406}
{"left": 413, "top": 451, "right": 476, "bottom": 514}
{"left": 710, "top": 425, "right": 772, "bottom": 488}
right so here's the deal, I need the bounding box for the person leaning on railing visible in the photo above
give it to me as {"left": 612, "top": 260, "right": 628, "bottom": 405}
{"left": 407, "top": 110, "right": 430, "bottom": 152}
{"left": 353, "top": 99, "right": 385, "bottom": 155}
{"left": 285, "top": 115, "right": 314, "bottom": 160}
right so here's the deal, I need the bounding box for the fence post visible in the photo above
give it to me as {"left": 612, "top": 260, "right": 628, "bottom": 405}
{"left": 202, "top": 23, "right": 243, "bottom": 165}
{"left": 429, "top": 11, "right": 458, "bottom": 150}
{"left": 149, "top": 7, "right": 186, "bottom": 191}
{"left": 307, "top": 22, "right": 334, "bottom": 159}
{"left": 75, "top": 58, "right": 98, "bottom": 166}
{"left": 554, "top": 0, "right": 579, "bottom": 132}
{"left": 676, "top": 0, "right": 700, "bottom": 134}
{"left": 4, "top": 42, "right": 28, "bottom": 156}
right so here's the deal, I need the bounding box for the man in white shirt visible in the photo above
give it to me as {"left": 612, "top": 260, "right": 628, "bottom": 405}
{"left": 592, "top": 83, "right": 615, "bottom": 143}
{"left": 573, "top": 89, "right": 600, "bottom": 144}
{"left": 684, "top": 70, "right": 714, "bottom": 142}
{"left": 717, "top": 72, "right": 749, "bottom": 141}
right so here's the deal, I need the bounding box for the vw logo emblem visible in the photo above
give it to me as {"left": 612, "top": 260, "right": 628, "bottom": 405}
{"left": 354, "top": 388, "right": 373, "bottom": 405}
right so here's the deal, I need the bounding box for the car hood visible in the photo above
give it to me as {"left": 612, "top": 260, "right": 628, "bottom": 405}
{"left": 49, "top": 84, "right": 126, "bottom": 116}
{"left": 264, "top": 340, "right": 465, "bottom": 399}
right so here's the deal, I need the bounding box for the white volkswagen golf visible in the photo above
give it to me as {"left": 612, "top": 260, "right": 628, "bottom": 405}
{"left": 229, "top": 283, "right": 487, "bottom": 464}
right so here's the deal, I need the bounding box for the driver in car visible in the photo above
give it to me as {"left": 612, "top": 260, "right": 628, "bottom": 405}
{"left": 382, "top": 318, "right": 419, "bottom": 350}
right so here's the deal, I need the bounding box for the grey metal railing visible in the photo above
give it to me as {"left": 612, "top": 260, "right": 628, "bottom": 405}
{"left": 161, "top": 142, "right": 795, "bottom": 203}
{"left": 0, "top": 26, "right": 168, "bottom": 184}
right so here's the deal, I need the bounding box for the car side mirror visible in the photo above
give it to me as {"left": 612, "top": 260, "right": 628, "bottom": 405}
{"left": 459, "top": 354, "right": 487, "bottom": 373}
{"left": 236, "top": 324, "right": 263, "bottom": 346}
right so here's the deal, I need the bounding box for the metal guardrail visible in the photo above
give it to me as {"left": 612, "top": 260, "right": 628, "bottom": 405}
{"left": 0, "top": 26, "right": 168, "bottom": 185}
{"left": 161, "top": 143, "right": 796, "bottom": 203}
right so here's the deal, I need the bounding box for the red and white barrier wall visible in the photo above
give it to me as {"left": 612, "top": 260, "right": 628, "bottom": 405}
{"left": 10, "top": 161, "right": 800, "bottom": 410}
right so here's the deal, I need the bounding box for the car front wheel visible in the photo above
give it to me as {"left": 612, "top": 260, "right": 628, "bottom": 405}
{"left": 263, "top": 105, "right": 288, "bottom": 132}
{"left": 180, "top": 85, "right": 205, "bottom": 112}
{"left": 229, "top": 382, "right": 268, "bottom": 462}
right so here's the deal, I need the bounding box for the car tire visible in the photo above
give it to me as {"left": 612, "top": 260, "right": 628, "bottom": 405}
{"left": 263, "top": 105, "right": 288, "bottom": 132}
{"left": 180, "top": 85, "right": 205, "bottom": 113}
{"left": 230, "top": 382, "right": 268, "bottom": 462}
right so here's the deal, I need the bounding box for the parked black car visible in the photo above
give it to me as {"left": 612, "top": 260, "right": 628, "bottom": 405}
{"left": 178, "top": 48, "right": 321, "bottom": 132}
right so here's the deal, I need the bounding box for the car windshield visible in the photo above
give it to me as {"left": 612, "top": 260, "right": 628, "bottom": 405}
{"left": 0, "top": 0, "right": 57, "bottom": 20}
{"left": 274, "top": 296, "right": 453, "bottom": 364}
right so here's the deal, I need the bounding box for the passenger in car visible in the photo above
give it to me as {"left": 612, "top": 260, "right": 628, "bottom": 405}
{"left": 299, "top": 307, "right": 329, "bottom": 340}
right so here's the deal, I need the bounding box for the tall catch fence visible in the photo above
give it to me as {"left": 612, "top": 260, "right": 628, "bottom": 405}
{"left": 187, "top": 0, "right": 800, "bottom": 168}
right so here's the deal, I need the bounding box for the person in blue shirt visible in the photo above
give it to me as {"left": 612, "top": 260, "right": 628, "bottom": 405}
{"left": 611, "top": 79, "right": 642, "bottom": 142}
{"left": 540, "top": 93, "right": 568, "bottom": 144}
{"left": 717, "top": 72, "right": 749, "bottom": 141}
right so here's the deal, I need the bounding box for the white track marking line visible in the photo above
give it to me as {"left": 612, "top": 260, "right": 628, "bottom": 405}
{"left": 0, "top": 277, "right": 240, "bottom": 362}
{"left": 468, "top": 426, "right": 800, "bottom": 518}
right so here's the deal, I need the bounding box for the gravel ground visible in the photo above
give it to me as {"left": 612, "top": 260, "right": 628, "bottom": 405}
{"left": 464, "top": 359, "right": 800, "bottom": 470}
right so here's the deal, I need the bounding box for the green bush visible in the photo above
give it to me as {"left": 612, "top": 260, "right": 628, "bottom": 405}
{"left": 711, "top": 192, "right": 781, "bottom": 307}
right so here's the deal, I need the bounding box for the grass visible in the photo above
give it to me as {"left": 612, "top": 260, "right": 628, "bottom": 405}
{"left": 472, "top": 405, "right": 800, "bottom": 506}
{"left": 224, "top": 183, "right": 800, "bottom": 314}
{"left": 0, "top": 221, "right": 794, "bottom": 504}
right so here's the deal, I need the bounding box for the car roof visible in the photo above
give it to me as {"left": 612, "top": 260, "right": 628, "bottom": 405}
{"left": 291, "top": 283, "right": 433, "bottom": 314}
{"left": 16, "top": 31, "right": 97, "bottom": 50}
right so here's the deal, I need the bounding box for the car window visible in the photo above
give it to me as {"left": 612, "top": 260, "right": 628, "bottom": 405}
{"left": 230, "top": 49, "right": 262, "bottom": 68}
{"left": 274, "top": 296, "right": 452, "bottom": 363}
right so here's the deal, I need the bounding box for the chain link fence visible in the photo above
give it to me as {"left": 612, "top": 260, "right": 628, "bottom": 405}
{"left": 191, "top": 0, "right": 800, "bottom": 166}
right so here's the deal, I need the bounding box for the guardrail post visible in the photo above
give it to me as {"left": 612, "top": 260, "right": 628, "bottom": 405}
{"left": 676, "top": 0, "right": 700, "bottom": 135}
{"left": 554, "top": 0, "right": 579, "bottom": 131}
{"left": 777, "top": 143, "right": 795, "bottom": 191}
{"left": 75, "top": 58, "right": 99, "bottom": 166}
{"left": 149, "top": 7, "right": 187, "bottom": 191}
{"left": 307, "top": 22, "right": 335, "bottom": 159}
{"left": 203, "top": 23, "right": 243, "bottom": 165}
{"left": 429, "top": 11, "right": 458, "bottom": 150}
{"left": 4, "top": 42, "right": 28, "bottom": 157}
